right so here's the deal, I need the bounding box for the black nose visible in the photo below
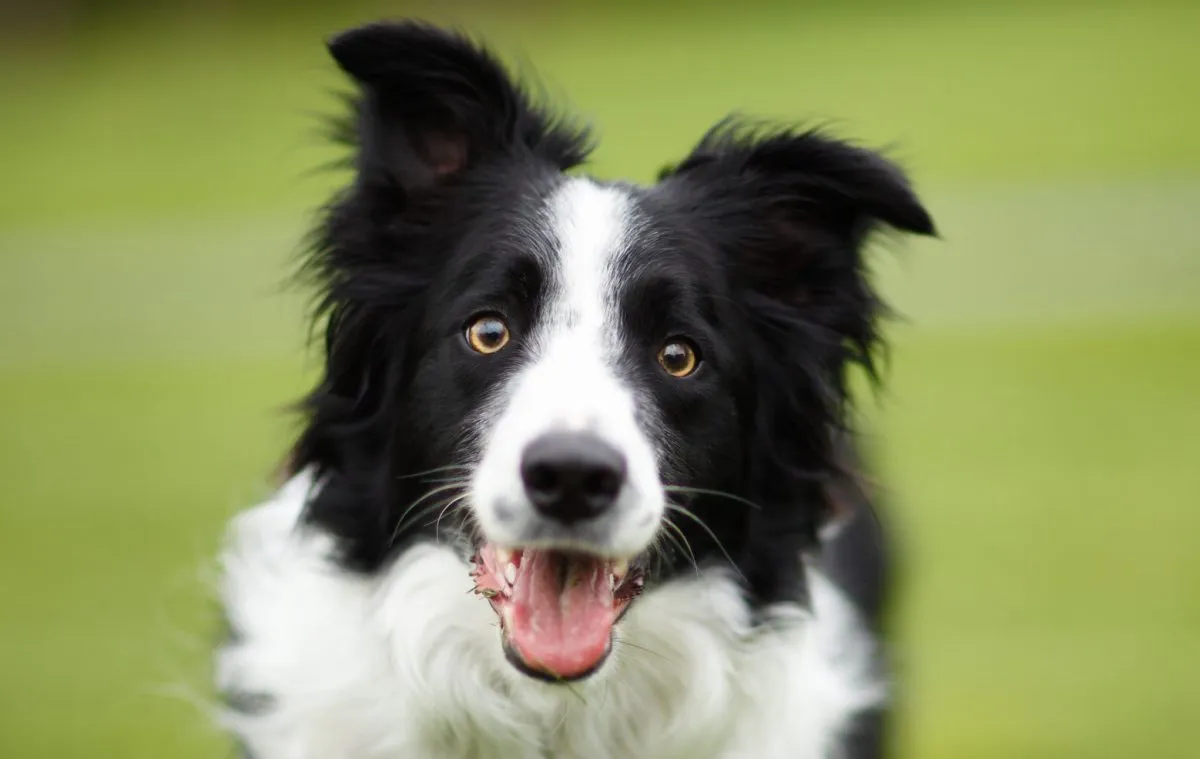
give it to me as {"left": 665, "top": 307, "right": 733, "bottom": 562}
{"left": 520, "top": 432, "right": 627, "bottom": 523}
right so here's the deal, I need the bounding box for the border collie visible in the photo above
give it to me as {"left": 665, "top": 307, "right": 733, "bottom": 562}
{"left": 215, "top": 20, "right": 934, "bottom": 759}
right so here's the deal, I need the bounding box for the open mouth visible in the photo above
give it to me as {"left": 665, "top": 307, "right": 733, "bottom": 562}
{"left": 470, "top": 543, "right": 645, "bottom": 681}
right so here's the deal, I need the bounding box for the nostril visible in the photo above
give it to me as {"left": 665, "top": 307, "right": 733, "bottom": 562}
{"left": 520, "top": 432, "right": 627, "bottom": 522}
{"left": 584, "top": 469, "right": 622, "bottom": 499}
{"left": 524, "top": 463, "right": 560, "bottom": 498}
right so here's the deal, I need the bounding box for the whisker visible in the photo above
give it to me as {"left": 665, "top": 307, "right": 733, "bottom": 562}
{"left": 394, "top": 482, "right": 466, "bottom": 523}
{"left": 395, "top": 464, "right": 471, "bottom": 481}
{"left": 646, "top": 530, "right": 671, "bottom": 575}
{"left": 389, "top": 482, "right": 468, "bottom": 546}
{"left": 659, "top": 517, "right": 701, "bottom": 579}
{"left": 613, "top": 641, "right": 674, "bottom": 687}
{"left": 420, "top": 475, "right": 474, "bottom": 487}
{"left": 430, "top": 493, "right": 472, "bottom": 543}
{"left": 664, "top": 501, "right": 747, "bottom": 584}
{"left": 389, "top": 501, "right": 450, "bottom": 544}
{"left": 662, "top": 485, "right": 763, "bottom": 511}
{"left": 617, "top": 639, "right": 680, "bottom": 667}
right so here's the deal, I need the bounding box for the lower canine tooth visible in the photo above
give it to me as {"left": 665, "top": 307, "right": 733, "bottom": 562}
{"left": 504, "top": 563, "right": 517, "bottom": 585}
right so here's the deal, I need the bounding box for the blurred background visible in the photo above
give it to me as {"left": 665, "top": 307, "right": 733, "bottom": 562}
{"left": 1, "top": 0, "right": 1197, "bottom": 756}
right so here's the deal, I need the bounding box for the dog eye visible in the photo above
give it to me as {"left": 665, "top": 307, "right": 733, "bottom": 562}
{"left": 465, "top": 314, "right": 511, "bottom": 354}
{"left": 657, "top": 339, "right": 700, "bottom": 378}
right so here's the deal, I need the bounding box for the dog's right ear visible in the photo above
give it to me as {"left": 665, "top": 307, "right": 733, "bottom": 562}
{"left": 328, "top": 21, "right": 592, "bottom": 191}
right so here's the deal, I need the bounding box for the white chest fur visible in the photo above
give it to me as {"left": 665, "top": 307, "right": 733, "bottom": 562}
{"left": 215, "top": 474, "right": 885, "bottom": 759}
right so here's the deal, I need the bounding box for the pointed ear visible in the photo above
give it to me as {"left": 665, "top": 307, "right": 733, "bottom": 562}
{"left": 665, "top": 119, "right": 935, "bottom": 233}
{"left": 328, "top": 21, "right": 593, "bottom": 191}
{"left": 660, "top": 119, "right": 935, "bottom": 373}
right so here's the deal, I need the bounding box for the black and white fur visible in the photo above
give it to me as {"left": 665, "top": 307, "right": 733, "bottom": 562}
{"left": 215, "top": 20, "right": 934, "bottom": 759}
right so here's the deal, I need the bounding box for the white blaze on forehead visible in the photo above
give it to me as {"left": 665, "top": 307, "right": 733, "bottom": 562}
{"left": 519, "top": 177, "right": 638, "bottom": 433}
{"left": 539, "top": 177, "right": 632, "bottom": 355}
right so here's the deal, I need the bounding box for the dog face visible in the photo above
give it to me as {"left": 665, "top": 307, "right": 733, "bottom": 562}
{"left": 294, "top": 21, "right": 933, "bottom": 682}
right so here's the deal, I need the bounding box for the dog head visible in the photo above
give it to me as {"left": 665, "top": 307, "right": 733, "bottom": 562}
{"left": 293, "top": 21, "right": 934, "bottom": 682}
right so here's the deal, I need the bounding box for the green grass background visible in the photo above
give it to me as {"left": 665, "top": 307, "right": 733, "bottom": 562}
{"left": 2, "top": 1, "right": 1198, "bottom": 756}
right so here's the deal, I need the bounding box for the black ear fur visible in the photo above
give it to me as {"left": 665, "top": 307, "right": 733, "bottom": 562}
{"left": 328, "top": 20, "right": 593, "bottom": 190}
{"left": 661, "top": 118, "right": 935, "bottom": 389}
{"left": 670, "top": 118, "right": 934, "bottom": 235}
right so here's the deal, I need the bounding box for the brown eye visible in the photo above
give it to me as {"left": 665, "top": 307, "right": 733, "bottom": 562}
{"left": 465, "top": 314, "right": 510, "bottom": 354}
{"left": 657, "top": 339, "right": 700, "bottom": 378}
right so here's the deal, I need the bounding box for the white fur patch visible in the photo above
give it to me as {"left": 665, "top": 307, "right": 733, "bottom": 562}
{"left": 217, "top": 472, "right": 886, "bottom": 759}
{"left": 470, "top": 178, "right": 663, "bottom": 558}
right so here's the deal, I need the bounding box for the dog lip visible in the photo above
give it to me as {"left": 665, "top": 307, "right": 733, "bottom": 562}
{"left": 502, "top": 634, "right": 612, "bottom": 683}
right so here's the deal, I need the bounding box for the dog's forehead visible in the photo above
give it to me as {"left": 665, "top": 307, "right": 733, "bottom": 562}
{"left": 533, "top": 176, "right": 696, "bottom": 283}
{"left": 447, "top": 172, "right": 702, "bottom": 307}
{"left": 542, "top": 177, "right": 634, "bottom": 270}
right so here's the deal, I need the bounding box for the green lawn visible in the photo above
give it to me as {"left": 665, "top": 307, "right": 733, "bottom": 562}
{"left": 2, "top": 1, "right": 1198, "bottom": 757}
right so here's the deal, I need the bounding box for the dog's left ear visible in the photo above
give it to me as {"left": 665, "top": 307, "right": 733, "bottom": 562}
{"left": 659, "top": 120, "right": 935, "bottom": 383}
{"left": 661, "top": 120, "right": 935, "bottom": 289}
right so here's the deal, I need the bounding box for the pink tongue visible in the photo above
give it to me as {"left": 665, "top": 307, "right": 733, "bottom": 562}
{"left": 508, "top": 549, "right": 615, "bottom": 679}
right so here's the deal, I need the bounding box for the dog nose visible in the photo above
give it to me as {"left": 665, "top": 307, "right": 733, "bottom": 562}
{"left": 520, "top": 432, "right": 627, "bottom": 523}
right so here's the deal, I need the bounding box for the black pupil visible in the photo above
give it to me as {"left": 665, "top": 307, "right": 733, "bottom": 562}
{"left": 663, "top": 343, "right": 690, "bottom": 371}
{"left": 476, "top": 320, "right": 504, "bottom": 346}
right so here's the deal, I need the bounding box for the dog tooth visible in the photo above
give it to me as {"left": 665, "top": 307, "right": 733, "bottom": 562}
{"left": 496, "top": 547, "right": 513, "bottom": 565}
{"left": 612, "top": 559, "right": 629, "bottom": 580}
{"left": 504, "top": 563, "right": 517, "bottom": 586}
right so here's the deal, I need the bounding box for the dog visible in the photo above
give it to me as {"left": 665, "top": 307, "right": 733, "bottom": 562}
{"left": 214, "top": 20, "right": 934, "bottom": 759}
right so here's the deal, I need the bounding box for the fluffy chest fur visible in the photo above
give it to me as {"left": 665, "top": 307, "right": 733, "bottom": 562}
{"left": 217, "top": 474, "right": 885, "bottom": 759}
